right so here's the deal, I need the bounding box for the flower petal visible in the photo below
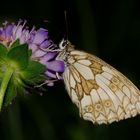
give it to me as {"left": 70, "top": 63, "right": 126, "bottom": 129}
{"left": 32, "top": 28, "right": 48, "bottom": 44}
{"left": 40, "top": 52, "right": 58, "bottom": 63}
{"left": 46, "top": 60, "right": 65, "bottom": 72}
{"left": 33, "top": 49, "right": 46, "bottom": 57}
{"left": 46, "top": 82, "right": 54, "bottom": 86}
{"left": 5, "top": 25, "right": 14, "bottom": 38}
{"left": 28, "top": 44, "right": 38, "bottom": 53}
{"left": 45, "top": 70, "right": 57, "bottom": 78}
{"left": 14, "top": 25, "right": 23, "bottom": 38}
{"left": 40, "top": 40, "right": 52, "bottom": 48}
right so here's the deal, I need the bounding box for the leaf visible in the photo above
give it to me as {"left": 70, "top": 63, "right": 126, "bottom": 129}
{"left": 20, "top": 61, "right": 46, "bottom": 80}
{"left": 10, "top": 39, "right": 20, "bottom": 49}
{"left": 30, "top": 75, "right": 47, "bottom": 83}
{"left": 7, "top": 44, "right": 29, "bottom": 70}
{"left": 22, "top": 75, "right": 47, "bottom": 86}
{"left": 0, "top": 43, "right": 8, "bottom": 62}
{"left": 3, "top": 78, "right": 17, "bottom": 106}
{"left": 28, "top": 49, "right": 32, "bottom": 57}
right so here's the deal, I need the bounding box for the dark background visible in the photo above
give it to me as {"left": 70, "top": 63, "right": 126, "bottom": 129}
{"left": 0, "top": 0, "right": 140, "bottom": 140}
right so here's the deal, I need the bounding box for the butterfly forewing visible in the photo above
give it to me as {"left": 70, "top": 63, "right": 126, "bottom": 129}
{"left": 59, "top": 41, "right": 140, "bottom": 124}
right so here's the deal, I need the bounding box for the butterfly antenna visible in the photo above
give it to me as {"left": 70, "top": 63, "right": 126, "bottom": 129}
{"left": 64, "top": 11, "right": 69, "bottom": 43}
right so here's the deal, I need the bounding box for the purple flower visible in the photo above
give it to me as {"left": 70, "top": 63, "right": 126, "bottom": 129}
{"left": 0, "top": 20, "right": 65, "bottom": 86}
{"left": 0, "top": 22, "right": 14, "bottom": 46}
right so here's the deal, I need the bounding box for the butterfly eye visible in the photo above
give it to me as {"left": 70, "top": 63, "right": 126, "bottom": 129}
{"left": 59, "top": 39, "right": 67, "bottom": 49}
{"left": 62, "top": 41, "right": 67, "bottom": 47}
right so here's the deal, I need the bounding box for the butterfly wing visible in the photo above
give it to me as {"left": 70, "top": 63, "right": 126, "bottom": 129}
{"left": 63, "top": 50, "right": 140, "bottom": 124}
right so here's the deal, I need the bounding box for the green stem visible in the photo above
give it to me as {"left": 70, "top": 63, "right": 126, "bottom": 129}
{"left": 0, "top": 67, "right": 13, "bottom": 111}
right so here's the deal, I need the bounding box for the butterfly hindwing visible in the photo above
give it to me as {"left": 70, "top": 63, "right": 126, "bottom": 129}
{"left": 63, "top": 50, "right": 140, "bottom": 124}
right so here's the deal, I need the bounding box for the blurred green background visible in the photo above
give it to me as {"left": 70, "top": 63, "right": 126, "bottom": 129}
{"left": 0, "top": 0, "right": 140, "bottom": 140}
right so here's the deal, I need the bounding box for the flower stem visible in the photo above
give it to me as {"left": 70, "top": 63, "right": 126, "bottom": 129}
{"left": 0, "top": 67, "right": 13, "bottom": 111}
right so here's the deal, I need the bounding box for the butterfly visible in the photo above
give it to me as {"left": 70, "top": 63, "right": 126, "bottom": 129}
{"left": 57, "top": 39, "right": 140, "bottom": 124}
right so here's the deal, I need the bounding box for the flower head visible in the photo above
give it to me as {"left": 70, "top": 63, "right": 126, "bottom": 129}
{"left": 0, "top": 20, "right": 65, "bottom": 86}
{"left": 0, "top": 20, "right": 65, "bottom": 111}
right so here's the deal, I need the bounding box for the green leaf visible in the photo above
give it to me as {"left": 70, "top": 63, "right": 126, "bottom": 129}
{"left": 23, "top": 74, "right": 47, "bottom": 85}
{"left": 10, "top": 39, "right": 20, "bottom": 49}
{"left": 7, "top": 44, "right": 29, "bottom": 70}
{"left": 20, "top": 61, "right": 46, "bottom": 80}
{"left": 4, "top": 78, "right": 17, "bottom": 106}
{"left": 31, "top": 75, "right": 47, "bottom": 83}
{"left": 28, "top": 49, "right": 32, "bottom": 57}
{"left": 0, "top": 43, "right": 8, "bottom": 63}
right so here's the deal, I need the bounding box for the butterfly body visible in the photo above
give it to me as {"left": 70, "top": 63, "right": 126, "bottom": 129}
{"left": 58, "top": 39, "right": 140, "bottom": 124}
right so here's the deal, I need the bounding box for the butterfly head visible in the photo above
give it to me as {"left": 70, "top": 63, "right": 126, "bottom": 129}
{"left": 57, "top": 39, "right": 74, "bottom": 63}
{"left": 59, "top": 39, "right": 74, "bottom": 52}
